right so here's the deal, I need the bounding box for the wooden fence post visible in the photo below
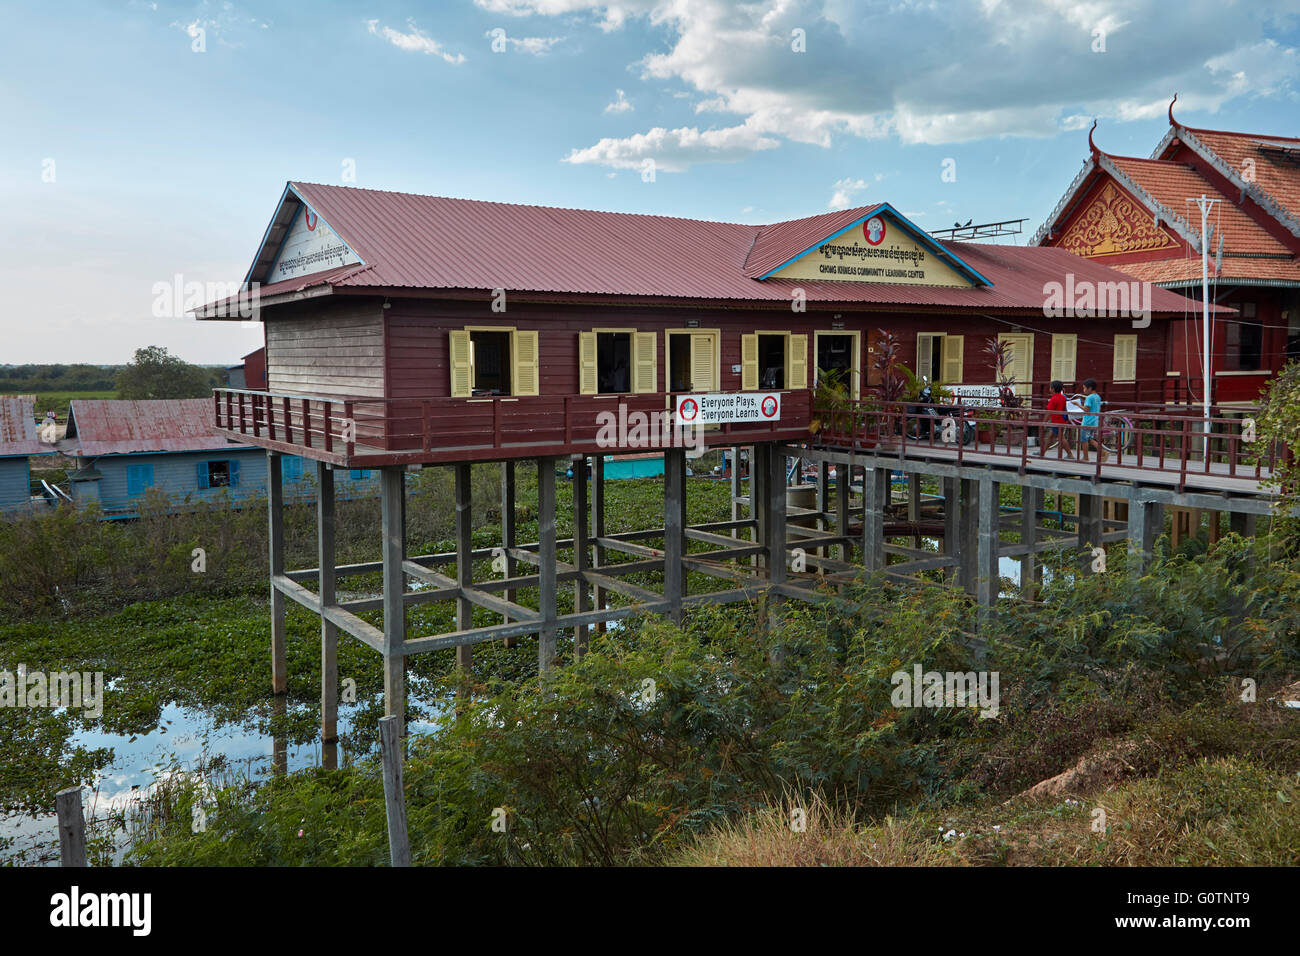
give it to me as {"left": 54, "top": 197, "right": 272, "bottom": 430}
{"left": 56, "top": 786, "right": 87, "bottom": 867}
{"left": 379, "top": 715, "right": 411, "bottom": 867}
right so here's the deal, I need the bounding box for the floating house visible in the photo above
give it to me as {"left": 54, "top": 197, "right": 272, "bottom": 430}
{"left": 1035, "top": 100, "right": 1300, "bottom": 405}
{"left": 61, "top": 398, "right": 377, "bottom": 515}
{"left": 0, "top": 395, "right": 54, "bottom": 514}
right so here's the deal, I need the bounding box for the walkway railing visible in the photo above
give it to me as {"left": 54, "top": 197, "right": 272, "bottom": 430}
{"left": 816, "top": 398, "right": 1284, "bottom": 490}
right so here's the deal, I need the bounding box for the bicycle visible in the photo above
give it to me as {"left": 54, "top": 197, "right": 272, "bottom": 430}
{"left": 1067, "top": 394, "right": 1134, "bottom": 456}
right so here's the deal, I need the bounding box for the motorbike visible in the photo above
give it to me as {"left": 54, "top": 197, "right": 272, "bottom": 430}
{"left": 907, "top": 381, "right": 976, "bottom": 445}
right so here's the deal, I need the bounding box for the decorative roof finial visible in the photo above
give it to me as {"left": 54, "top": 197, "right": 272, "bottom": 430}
{"left": 1168, "top": 92, "right": 1178, "bottom": 126}
{"left": 1088, "top": 119, "right": 1099, "bottom": 156}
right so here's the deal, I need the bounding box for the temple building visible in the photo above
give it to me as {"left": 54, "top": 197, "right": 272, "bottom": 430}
{"left": 1034, "top": 98, "right": 1300, "bottom": 405}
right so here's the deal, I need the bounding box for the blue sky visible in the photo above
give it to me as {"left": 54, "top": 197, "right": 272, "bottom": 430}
{"left": 2, "top": 0, "right": 1299, "bottom": 364}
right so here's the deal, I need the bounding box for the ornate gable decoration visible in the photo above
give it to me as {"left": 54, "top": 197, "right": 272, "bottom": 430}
{"left": 1057, "top": 181, "right": 1178, "bottom": 257}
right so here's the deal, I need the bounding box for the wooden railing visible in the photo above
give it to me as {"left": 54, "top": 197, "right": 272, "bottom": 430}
{"left": 213, "top": 388, "right": 814, "bottom": 461}
{"left": 816, "top": 398, "right": 1283, "bottom": 491}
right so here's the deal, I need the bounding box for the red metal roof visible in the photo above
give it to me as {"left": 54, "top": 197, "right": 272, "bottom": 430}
{"left": 66, "top": 399, "right": 254, "bottom": 457}
{"left": 0, "top": 396, "right": 48, "bottom": 457}
{"left": 199, "top": 182, "right": 1210, "bottom": 316}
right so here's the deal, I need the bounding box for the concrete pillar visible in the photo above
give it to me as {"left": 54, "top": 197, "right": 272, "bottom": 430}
{"left": 268, "top": 452, "right": 287, "bottom": 696}
{"left": 1127, "top": 498, "right": 1161, "bottom": 578}
{"left": 753, "top": 444, "right": 769, "bottom": 571}
{"left": 942, "top": 476, "right": 960, "bottom": 583}
{"left": 767, "top": 445, "right": 787, "bottom": 584}
{"left": 1077, "top": 493, "right": 1103, "bottom": 575}
{"left": 975, "top": 476, "right": 1001, "bottom": 606}
{"left": 537, "top": 457, "right": 558, "bottom": 671}
{"left": 592, "top": 454, "right": 606, "bottom": 637}
{"left": 907, "top": 472, "right": 923, "bottom": 550}
{"left": 663, "top": 448, "right": 686, "bottom": 623}
{"left": 317, "top": 462, "right": 338, "bottom": 746}
{"left": 836, "top": 460, "right": 852, "bottom": 563}
{"left": 380, "top": 466, "right": 406, "bottom": 731}
{"left": 861, "top": 466, "right": 888, "bottom": 573}
{"left": 455, "top": 462, "right": 473, "bottom": 670}
{"left": 960, "top": 478, "right": 979, "bottom": 591}
{"left": 1229, "top": 511, "right": 1257, "bottom": 538}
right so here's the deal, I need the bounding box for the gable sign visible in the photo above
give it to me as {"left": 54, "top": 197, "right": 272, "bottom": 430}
{"left": 1057, "top": 181, "right": 1178, "bottom": 258}
{"left": 767, "top": 212, "right": 976, "bottom": 288}
{"left": 266, "top": 205, "right": 361, "bottom": 283}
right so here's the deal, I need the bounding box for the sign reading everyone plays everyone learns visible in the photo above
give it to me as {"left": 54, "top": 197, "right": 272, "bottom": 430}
{"left": 676, "top": 392, "right": 781, "bottom": 425}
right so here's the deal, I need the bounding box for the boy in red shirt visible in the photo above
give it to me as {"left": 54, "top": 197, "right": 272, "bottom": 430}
{"left": 1041, "top": 380, "right": 1074, "bottom": 458}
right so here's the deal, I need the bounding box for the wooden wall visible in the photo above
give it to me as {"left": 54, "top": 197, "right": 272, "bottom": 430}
{"left": 265, "top": 301, "right": 385, "bottom": 399}
{"left": 0, "top": 457, "right": 31, "bottom": 512}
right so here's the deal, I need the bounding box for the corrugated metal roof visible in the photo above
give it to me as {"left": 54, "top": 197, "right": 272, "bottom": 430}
{"left": 0, "top": 396, "right": 48, "bottom": 457}
{"left": 191, "top": 182, "right": 1217, "bottom": 318}
{"left": 66, "top": 399, "right": 253, "bottom": 457}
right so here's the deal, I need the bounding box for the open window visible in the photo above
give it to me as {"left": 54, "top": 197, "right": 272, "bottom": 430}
{"left": 814, "top": 331, "right": 860, "bottom": 398}
{"left": 1223, "top": 308, "right": 1263, "bottom": 371}
{"left": 579, "top": 330, "right": 656, "bottom": 394}
{"left": 916, "top": 332, "right": 964, "bottom": 385}
{"left": 197, "top": 459, "right": 240, "bottom": 489}
{"left": 741, "top": 332, "right": 807, "bottom": 390}
{"left": 665, "top": 329, "right": 720, "bottom": 393}
{"left": 450, "top": 328, "right": 540, "bottom": 397}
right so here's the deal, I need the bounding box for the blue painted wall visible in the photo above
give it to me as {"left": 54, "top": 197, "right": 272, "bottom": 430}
{"left": 0, "top": 457, "right": 32, "bottom": 512}
{"left": 78, "top": 450, "right": 380, "bottom": 514}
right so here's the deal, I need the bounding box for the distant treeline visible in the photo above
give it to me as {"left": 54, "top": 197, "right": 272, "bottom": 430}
{"left": 0, "top": 364, "right": 122, "bottom": 392}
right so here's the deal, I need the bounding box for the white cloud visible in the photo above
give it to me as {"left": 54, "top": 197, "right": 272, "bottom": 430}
{"left": 494, "top": 0, "right": 1300, "bottom": 168}
{"left": 828, "top": 177, "right": 869, "bottom": 210}
{"left": 605, "top": 89, "right": 633, "bottom": 113}
{"left": 368, "top": 19, "right": 466, "bottom": 64}
{"left": 563, "top": 122, "right": 779, "bottom": 172}
{"left": 485, "top": 30, "right": 564, "bottom": 54}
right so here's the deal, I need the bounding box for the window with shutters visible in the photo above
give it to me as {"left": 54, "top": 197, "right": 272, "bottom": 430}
{"left": 1112, "top": 334, "right": 1138, "bottom": 382}
{"left": 665, "top": 329, "right": 720, "bottom": 393}
{"left": 450, "top": 327, "right": 540, "bottom": 397}
{"left": 1050, "top": 334, "right": 1077, "bottom": 384}
{"left": 197, "top": 459, "right": 239, "bottom": 489}
{"left": 282, "top": 455, "right": 303, "bottom": 481}
{"left": 740, "top": 332, "right": 808, "bottom": 391}
{"left": 915, "top": 332, "right": 963, "bottom": 385}
{"left": 579, "top": 330, "right": 633, "bottom": 394}
{"left": 126, "top": 463, "right": 154, "bottom": 497}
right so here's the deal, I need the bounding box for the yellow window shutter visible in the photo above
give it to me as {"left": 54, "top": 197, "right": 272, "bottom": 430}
{"left": 741, "top": 333, "right": 759, "bottom": 390}
{"left": 690, "top": 333, "right": 717, "bottom": 392}
{"left": 450, "top": 330, "right": 472, "bottom": 397}
{"left": 916, "top": 333, "right": 934, "bottom": 381}
{"left": 941, "top": 334, "right": 964, "bottom": 384}
{"left": 1051, "top": 334, "right": 1077, "bottom": 382}
{"left": 1113, "top": 334, "right": 1137, "bottom": 381}
{"left": 633, "top": 332, "right": 657, "bottom": 393}
{"left": 788, "top": 334, "right": 808, "bottom": 389}
{"left": 579, "top": 332, "right": 598, "bottom": 395}
{"left": 513, "top": 330, "right": 540, "bottom": 396}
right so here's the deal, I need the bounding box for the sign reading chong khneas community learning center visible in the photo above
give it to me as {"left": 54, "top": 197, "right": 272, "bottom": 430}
{"left": 676, "top": 392, "right": 781, "bottom": 425}
{"left": 768, "top": 215, "right": 973, "bottom": 288}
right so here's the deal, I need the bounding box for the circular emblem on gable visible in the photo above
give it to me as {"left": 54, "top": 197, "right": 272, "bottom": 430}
{"left": 864, "top": 216, "right": 885, "bottom": 245}
{"left": 304, "top": 210, "right": 318, "bottom": 231}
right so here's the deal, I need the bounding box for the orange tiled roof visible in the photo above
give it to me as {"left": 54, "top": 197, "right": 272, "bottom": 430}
{"left": 1174, "top": 126, "right": 1300, "bottom": 229}
{"left": 1106, "top": 155, "right": 1293, "bottom": 257}
{"left": 1115, "top": 255, "right": 1300, "bottom": 285}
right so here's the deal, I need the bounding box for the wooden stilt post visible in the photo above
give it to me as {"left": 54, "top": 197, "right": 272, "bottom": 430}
{"left": 1229, "top": 511, "right": 1256, "bottom": 537}
{"left": 976, "top": 476, "right": 1000, "bottom": 607}
{"left": 573, "top": 455, "right": 590, "bottom": 656}
{"left": 501, "top": 461, "right": 517, "bottom": 648}
{"left": 268, "top": 452, "right": 287, "bottom": 695}
{"left": 753, "top": 444, "right": 769, "bottom": 571}
{"left": 942, "top": 476, "right": 960, "bottom": 583}
{"left": 816, "top": 462, "right": 830, "bottom": 557}
{"left": 960, "top": 478, "right": 979, "bottom": 592}
{"left": 1078, "top": 493, "right": 1102, "bottom": 573}
{"left": 907, "top": 473, "right": 922, "bottom": 550}
{"left": 768, "top": 445, "right": 788, "bottom": 584}
{"left": 591, "top": 454, "right": 605, "bottom": 637}
{"left": 1019, "top": 486, "right": 1044, "bottom": 600}
{"left": 378, "top": 715, "right": 411, "bottom": 867}
{"left": 861, "top": 466, "right": 888, "bottom": 573}
{"left": 730, "top": 445, "right": 741, "bottom": 538}
{"left": 455, "top": 462, "right": 473, "bottom": 670}
{"left": 317, "top": 462, "right": 338, "bottom": 747}
{"left": 836, "top": 459, "right": 851, "bottom": 563}
{"left": 664, "top": 447, "right": 686, "bottom": 623}
{"left": 380, "top": 467, "right": 406, "bottom": 731}
{"left": 56, "top": 787, "right": 86, "bottom": 867}
{"left": 538, "top": 456, "right": 558, "bottom": 671}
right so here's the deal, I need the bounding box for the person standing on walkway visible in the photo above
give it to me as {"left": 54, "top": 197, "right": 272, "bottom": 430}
{"left": 1041, "top": 380, "right": 1074, "bottom": 458}
{"left": 1079, "top": 379, "right": 1107, "bottom": 463}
